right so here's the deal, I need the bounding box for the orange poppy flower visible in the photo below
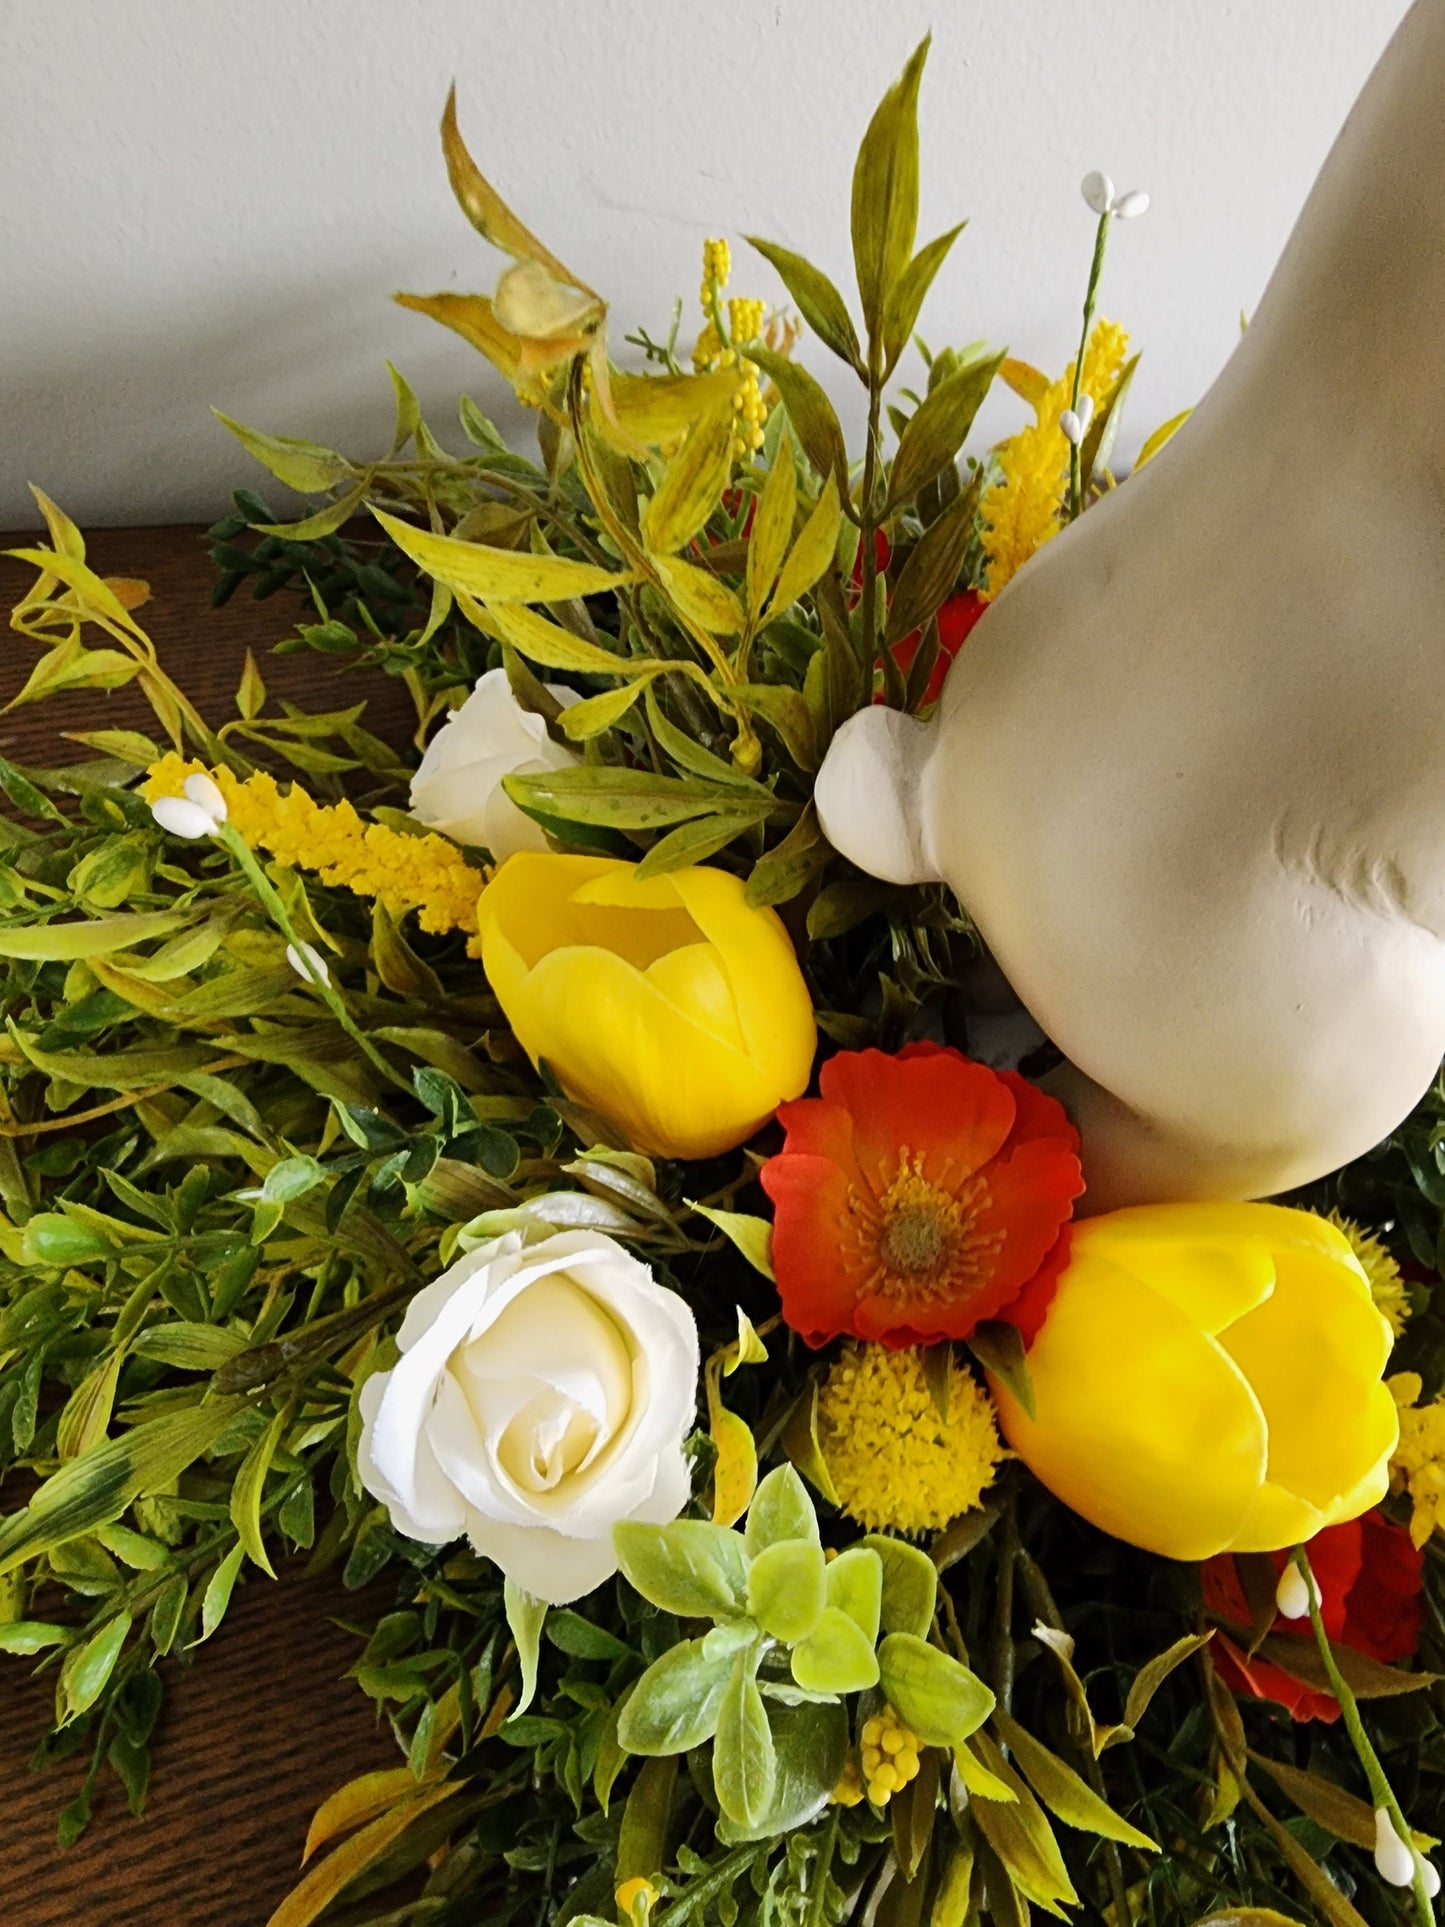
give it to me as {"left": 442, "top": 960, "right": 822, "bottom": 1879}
{"left": 760, "top": 1042, "right": 1084, "bottom": 1348}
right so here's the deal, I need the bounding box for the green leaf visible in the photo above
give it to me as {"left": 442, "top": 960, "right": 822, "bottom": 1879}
{"left": 748, "top": 1540, "right": 826, "bottom": 1644}
{"left": 1079, "top": 351, "right": 1141, "bottom": 484}
{"left": 1251, "top": 1631, "right": 1437, "bottom": 1701}
{"left": 230, "top": 1403, "right": 288, "bottom": 1579}
{"left": 1247, "top": 1751, "right": 1381, "bottom": 1852}
{"left": 505, "top": 765, "right": 762, "bottom": 833}
{"left": 882, "top": 224, "right": 967, "bottom": 376}
{"left": 0, "top": 752, "right": 68, "bottom": 824}
{"left": 1117, "top": 1631, "right": 1216, "bottom": 1738}
{"left": 745, "top": 239, "right": 861, "bottom": 371}
{"left": 745, "top": 426, "right": 798, "bottom": 619}
{"left": 780, "top": 1380, "right": 841, "bottom": 1507}
{"left": 20, "top": 1212, "right": 112, "bottom": 1266}
{"left": 0, "top": 1621, "right": 69, "bottom": 1655}
{"left": 641, "top": 395, "right": 737, "bottom": 555}
{"left": 967, "top": 1732, "right": 1079, "bottom": 1916}
{"left": 730, "top": 682, "right": 819, "bottom": 770}
{"left": 59, "top": 1613, "right": 131, "bottom": 1721}
{"left": 633, "top": 807, "right": 769, "bottom": 880}
{"left": 0, "top": 907, "right": 193, "bottom": 961}
{"left": 504, "top": 1578, "right": 548, "bottom": 1715}
{"left": 879, "top": 1632, "right": 994, "bottom": 1747}
{"left": 885, "top": 351, "right": 1002, "bottom": 512}
{"left": 714, "top": 1698, "right": 848, "bottom": 1845}
{"left": 790, "top": 1606, "right": 879, "bottom": 1695}
{"left": 642, "top": 686, "right": 770, "bottom": 792}
{"left": 991, "top": 1710, "right": 1157, "bottom": 1850}
{"left": 613, "top": 1519, "right": 748, "bottom": 1618}
{"left": 825, "top": 1546, "right": 882, "bottom": 1644}
{"left": 616, "top": 1755, "right": 678, "bottom": 1887}
{"left": 862, "top": 1534, "right": 938, "bottom": 1638}
{"left": 198, "top": 1540, "right": 246, "bottom": 1642}
{"left": 262, "top": 1155, "right": 325, "bottom": 1203}
{"left": 132, "top": 1323, "right": 247, "bottom": 1371}
{"left": 747, "top": 348, "right": 850, "bottom": 506}
{"left": 213, "top": 411, "right": 350, "bottom": 492}
{"left": 967, "top": 1320, "right": 1036, "bottom": 1422}
{"left": 689, "top": 1204, "right": 775, "bottom": 1281}
{"left": 766, "top": 475, "right": 842, "bottom": 625}
{"left": 545, "top": 1611, "right": 634, "bottom": 1662}
{"left": 713, "top": 1649, "right": 776, "bottom": 1828}
{"left": 883, "top": 474, "right": 982, "bottom": 650}
{"left": 744, "top": 1465, "right": 819, "bottom": 1558}
{"left": 617, "top": 1637, "right": 735, "bottom": 1754}
{"left": 374, "top": 507, "right": 636, "bottom": 603}
{"left": 745, "top": 802, "right": 827, "bottom": 909}
{"left": 0, "top": 1397, "right": 246, "bottom": 1578}
{"left": 851, "top": 37, "right": 930, "bottom": 341}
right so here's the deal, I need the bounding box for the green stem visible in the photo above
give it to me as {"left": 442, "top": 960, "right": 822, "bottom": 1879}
{"left": 1066, "top": 211, "right": 1112, "bottom": 523}
{"left": 991, "top": 1499, "right": 1020, "bottom": 1716}
{"left": 218, "top": 826, "right": 403, "bottom": 1091}
{"left": 858, "top": 367, "right": 885, "bottom": 691}
{"left": 1294, "top": 1548, "right": 1434, "bottom": 1925}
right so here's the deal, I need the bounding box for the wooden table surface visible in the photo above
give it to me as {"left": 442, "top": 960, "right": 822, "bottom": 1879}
{"left": 0, "top": 527, "right": 413, "bottom": 1927}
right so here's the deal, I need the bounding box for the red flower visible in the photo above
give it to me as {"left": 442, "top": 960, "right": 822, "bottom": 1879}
{"left": 759, "top": 1042, "right": 1084, "bottom": 1348}
{"left": 1201, "top": 1510, "right": 1424, "bottom": 1723}
{"left": 883, "top": 592, "right": 987, "bottom": 706}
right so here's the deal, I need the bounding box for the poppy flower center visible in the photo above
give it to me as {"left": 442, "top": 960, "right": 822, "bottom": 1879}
{"left": 853, "top": 1153, "right": 1006, "bottom": 1305}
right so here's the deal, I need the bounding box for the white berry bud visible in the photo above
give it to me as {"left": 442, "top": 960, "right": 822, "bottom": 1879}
{"left": 152, "top": 795, "right": 222, "bottom": 840}
{"left": 1060, "top": 409, "right": 1085, "bottom": 446}
{"left": 182, "top": 771, "right": 228, "bottom": 825}
{"left": 1374, "top": 1808, "right": 1418, "bottom": 1888}
{"left": 285, "top": 941, "right": 331, "bottom": 987}
{"left": 1081, "top": 170, "right": 1115, "bottom": 216}
{"left": 1274, "top": 1563, "right": 1320, "bottom": 1620}
{"left": 1112, "top": 188, "right": 1151, "bottom": 220}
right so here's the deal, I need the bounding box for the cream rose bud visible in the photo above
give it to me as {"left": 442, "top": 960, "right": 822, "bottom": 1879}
{"left": 408, "top": 667, "right": 580, "bottom": 859}
{"left": 357, "top": 1228, "right": 700, "bottom": 1604}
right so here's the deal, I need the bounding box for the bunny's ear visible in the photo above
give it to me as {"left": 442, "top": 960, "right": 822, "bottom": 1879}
{"left": 814, "top": 705, "right": 940, "bottom": 885}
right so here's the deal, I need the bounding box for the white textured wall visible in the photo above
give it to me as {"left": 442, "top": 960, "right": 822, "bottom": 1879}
{"left": 0, "top": 0, "right": 1411, "bottom": 528}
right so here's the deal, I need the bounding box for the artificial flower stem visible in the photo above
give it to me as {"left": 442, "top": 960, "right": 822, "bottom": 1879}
{"left": 1067, "top": 210, "right": 1112, "bottom": 523}
{"left": 1293, "top": 1547, "right": 1434, "bottom": 1927}
{"left": 216, "top": 825, "right": 403, "bottom": 1090}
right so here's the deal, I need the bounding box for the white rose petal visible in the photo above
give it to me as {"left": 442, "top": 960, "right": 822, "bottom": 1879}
{"left": 409, "top": 667, "right": 581, "bottom": 860}
{"left": 358, "top": 1228, "right": 700, "bottom": 1604}
{"left": 152, "top": 794, "right": 222, "bottom": 840}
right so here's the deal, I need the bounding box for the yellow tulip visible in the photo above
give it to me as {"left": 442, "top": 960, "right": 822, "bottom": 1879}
{"left": 476, "top": 853, "right": 816, "bottom": 1159}
{"left": 990, "top": 1203, "right": 1398, "bottom": 1561}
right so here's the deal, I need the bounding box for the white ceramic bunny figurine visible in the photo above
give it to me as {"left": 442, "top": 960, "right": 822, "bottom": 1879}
{"left": 816, "top": 0, "right": 1445, "bottom": 1209}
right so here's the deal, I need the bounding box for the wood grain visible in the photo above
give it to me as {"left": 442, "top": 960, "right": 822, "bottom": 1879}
{"left": 0, "top": 527, "right": 411, "bottom": 1926}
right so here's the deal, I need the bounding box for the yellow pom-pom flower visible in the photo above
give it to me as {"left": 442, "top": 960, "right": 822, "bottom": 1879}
{"left": 990, "top": 1203, "right": 1398, "bottom": 1561}
{"left": 1327, "top": 1209, "right": 1411, "bottom": 1338}
{"left": 859, "top": 1707, "right": 923, "bottom": 1806}
{"left": 476, "top": 852, "right": 816, "bottom": 1160}
{"left": 816, "top": 1343, "right": 1004, "bottom": 1536}
{"left": 1388, "top": 1372, "right": 1445, "bottom": 1548}
{"left": 142, "top": 754, "right": 485, "bottom": 946}
{"left": 979, "top": 318, "right": 1131, "bottom": 600}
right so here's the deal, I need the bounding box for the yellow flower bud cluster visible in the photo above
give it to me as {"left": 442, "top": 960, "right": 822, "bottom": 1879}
{"left": 1389, "top": 1372, "right": 1445, "bottom": 1547}
{"left": 700, "top": 236, "right": 731, "bottom": 306}
{"left": 830, "top": 1750, "right": 866, "bottom": 1807}
{"left": 728, "top": 297, "right": 764, "bottom": 345}
{"left": 860, "top": 1707, "right": 923, "bottom": 1805}
{"left": 690, "top": 242, "right": 771, "bottom": 460}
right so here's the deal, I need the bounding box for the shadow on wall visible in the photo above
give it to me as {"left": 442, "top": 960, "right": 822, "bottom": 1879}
{"left": 1, "top": 266, "right": 536, "bottom": 530}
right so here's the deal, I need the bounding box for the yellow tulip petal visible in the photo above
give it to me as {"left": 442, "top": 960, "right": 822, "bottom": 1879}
{"left": 1229, "top": 1479, "right": 1326, "bottom": 1552}
{"left": 645, "top": 943, "right": 746, "bottom": 1052}
{"left": 993, "top": 1247, "right": 1267, "bottom": 1561}
{"left": 668, "top": 864, "right": 817, "bottom": 1081}
{"left": 1219, "top": 1245, "right": 1392, "bottom": 1518}
{"left": 1073, "top": 1205, "right": 1275, "bottom": 1336}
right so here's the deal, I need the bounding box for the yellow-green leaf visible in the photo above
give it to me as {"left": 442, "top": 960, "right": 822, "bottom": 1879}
{"left": 1119, "top": 1631, "right": 1216, "bottom": 1739}
{"left": 55, "top": 1352, "right": 125, "bottom": 1462}
{"left": 766, "top": 473, "right": 841, "bottom": 623}
{"left": 230, "top": 1403, "right": 289, "bottom": 1580}
{"left": 746, "top": 428, "right": 798, "bottom": 620}
{"left": 249, "top": 481, "right": 368, "bottom": 541}
{"left": 886, "top": 351, "right": 1002, "bottom": 513}
{"left": 302, "top": 1767, "right": 437, "bottom": 1864}
{"left": 966, "top": 1732, "right": 1078, "bottom": 1917}
{"left": 267, "top": 1782, "right": 462, "bottom": 1927}
{"left": 1135, "top": 406, "right": 1192, "bottom": 469}
{"left": 745, "top": 238, "right": 861, "bottom": 371}
{"left": 642, "top": 398, "right": 738, "bottom": 556}
{"left": 212, "top": 412, "right": 349, "bottom": 494}
{"left": 882, "top": 223, "right": 967, "bottom": 376}
{"left": 747, "top": 349, "right": 849, "bottom": 505}
{"left": 59, "top": 1612, "right": 131, "bottom": 1723}
{"left": 394, "top": 290, "right": 531, "bottom": 384}
{"left": 953, "top": 1740, "right": 1017, "bottom": 1805}
{"left": 781, "top": 1379, "right": 840, "bottom": 1506}
{"left": 378, "top": 508, "right": 634, "bottom": 604}
{"left": 991, "top": 1710, "right": 1157, "bottom": 1850}
{"left": 462, "top": 595, "right": 651, "bottom": 676}
{"left": 0, "top": 908, "right": 194, "bottom": 961}
{"left": 851, "top": 37, "right": 930, "bottom": 339}
{"left": 709, "top": 1402, "right": 757, "bottom": 1529}
{"left": 439, "top": 86, "right": 591, "bottom": 295}
{"left": 29, "top": 485, "right": 86, "bottom": 560}
{"left": 557, "top": 676, "right": 658, "bottom": 741}
{"left": 8, "top": 639, "right": 140, "bottom": 707}
{"left": 610, "top": 369, "right": 743, "bottom": 446}
{"left": 651, "top": 554, "right": 745, "bottom": 636}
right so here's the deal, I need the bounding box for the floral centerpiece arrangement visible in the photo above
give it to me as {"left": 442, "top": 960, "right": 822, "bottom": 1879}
{"left": 3, "top": 41, "right": 1445, "bottom": 1927}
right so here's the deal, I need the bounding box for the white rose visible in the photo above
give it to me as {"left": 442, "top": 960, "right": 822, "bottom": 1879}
{"left": 409, "top": 667, "right": 580, "bottom": 859}
{"left": 356, "top": 1228, "right": 699, "bottom": 1604}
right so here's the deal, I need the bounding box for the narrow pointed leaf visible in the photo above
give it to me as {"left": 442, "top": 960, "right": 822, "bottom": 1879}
{"left": 746, "top": 238, "right": 861, "bottom": 371}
